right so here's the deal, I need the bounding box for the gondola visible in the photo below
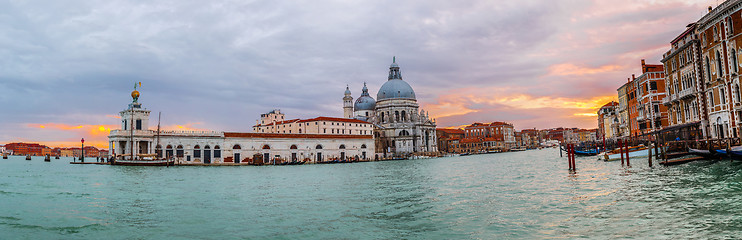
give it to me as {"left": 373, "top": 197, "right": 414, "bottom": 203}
{"left": 573, "top": 149, "right": 599, "bottom": 156}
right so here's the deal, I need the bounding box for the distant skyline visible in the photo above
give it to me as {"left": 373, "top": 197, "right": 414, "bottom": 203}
{"left": 0, "top": 0, "right": 715, "bottom": 148}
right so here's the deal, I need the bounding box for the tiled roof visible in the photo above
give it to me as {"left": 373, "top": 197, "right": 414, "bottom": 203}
{"left": 436, "top": 128, "right": 465, "bottom": 134}
{"left": 253, "top": 119, "right": 300, "bottom": 127}
{"left": 296, "top": 117, "right": 370, "bottom": 124}
{"left": 224, "top": 132, "right": 373, "bottom": 139}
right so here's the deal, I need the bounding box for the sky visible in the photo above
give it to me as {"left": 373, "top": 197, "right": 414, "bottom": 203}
{"left": 0, "top": 0, "right": 716, "bottom": 148}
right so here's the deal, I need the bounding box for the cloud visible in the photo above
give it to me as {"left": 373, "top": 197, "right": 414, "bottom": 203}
{"left": 0, "top": 0, "right": 713, "bottom": 146}
{"left": 548, "top": 63, "right": 624, "bottom": 76}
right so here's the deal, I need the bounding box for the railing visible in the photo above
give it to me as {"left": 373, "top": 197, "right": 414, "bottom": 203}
{"left": 662, "top": 96, "right": 671, "bottom": 105}
{"left": 109, "top": 129, "right": 223, "bottom": 137}
{"left": 678, "top": 88, "right": 697, "bottom": 99}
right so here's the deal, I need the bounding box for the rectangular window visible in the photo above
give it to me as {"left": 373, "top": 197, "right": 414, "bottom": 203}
{"left": 214, "top": 150, "right": 221, "bottom": 158}
{"left": 176, "top": 149, "right": 184, "bottom": 157}
{"left": 650, "top": 81, "right": 657, "bottom": 90}
{"left": 136, "top": 119, "right": 142, "bottom": 130}
{"left": 194, "top": 150, "right": 201, "bottom": 158}
{"left": 654, "top": 105, "right": 659, "bottom": 114}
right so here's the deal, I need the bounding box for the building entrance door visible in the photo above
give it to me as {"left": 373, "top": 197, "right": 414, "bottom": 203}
{"left": 234, "top": 153, "right": 240, "bottom": 163}
{"left": 263, "top": 153, "right": 270, "bottom": 164}
{"left": 316, "top": 152, "right": 322, "bottom": 162}
{"left": 291, "top": 153, "right": 297, "bottom": 162}
{"left": 204, "top": 150, "right": 211, "bottom": 164}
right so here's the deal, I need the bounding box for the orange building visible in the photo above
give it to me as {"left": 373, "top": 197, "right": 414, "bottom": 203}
{"left": 4, "top": 142, "right": 50, "bottom": 156}
{"left": 625, "top": 60, "right": 669, "bottom": 137}
{"left": 460, "top": 122, "right": 516, "bottom": 152}
{"left": 436, "top": 128, "right": 465, "bottom": 153}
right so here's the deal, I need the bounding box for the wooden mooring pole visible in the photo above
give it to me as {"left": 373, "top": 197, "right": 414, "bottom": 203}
{"left": 559, "top": 143, "right": 563, "bottom": 158}
{"left": 624, "top": 139, "right": 631, "bottom": 166}
{"left": 571, "top": 144, "right": 576, "bottom": 171}
{"left": 620, "top": 139, "right": 625, "bottom": 165}
{"left": 648, "top": 143, "right": 653, "bottom": 168}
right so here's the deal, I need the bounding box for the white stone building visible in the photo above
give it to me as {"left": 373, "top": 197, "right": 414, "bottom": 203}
{"left": 109, "top": 89, "right": 375, "bottom": 164}
{"left": 253, "top": 110, "right": 374, "bottom": 136}
{"left": 344, "top": 58, "right": 438, "bottom": 156}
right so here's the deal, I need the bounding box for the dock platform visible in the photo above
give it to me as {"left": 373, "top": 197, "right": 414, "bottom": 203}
{"left": 659, "top": 156, "right": 705, "bottom": 166}
{"left": 69, "top": 162, "right": 110, "bottom": 165}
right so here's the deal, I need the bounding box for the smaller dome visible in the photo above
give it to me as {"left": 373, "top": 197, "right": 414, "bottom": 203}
{"left": 354, "top": 96, "right": 376, "bottom": 110}
{"left": 344, "top": 86, "right": 351, "bottom": 95}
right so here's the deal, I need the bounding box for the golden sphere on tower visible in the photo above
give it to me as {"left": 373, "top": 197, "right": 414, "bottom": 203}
{"left": 131, "top": 90, "right": 140, "bottom": 99}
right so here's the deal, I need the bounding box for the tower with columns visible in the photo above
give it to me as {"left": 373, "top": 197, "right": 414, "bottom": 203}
{"left": 343, "top": 85, "right": 354, "bottom": 119}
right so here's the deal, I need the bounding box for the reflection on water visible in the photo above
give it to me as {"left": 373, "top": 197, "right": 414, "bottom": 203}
{"left": 2, "top": 151, "right": 742, "bottom": 238}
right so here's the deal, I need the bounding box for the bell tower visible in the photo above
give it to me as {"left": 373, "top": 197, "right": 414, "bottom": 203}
{"left": 343, "top": 85, "right": 354, "bottom": 118}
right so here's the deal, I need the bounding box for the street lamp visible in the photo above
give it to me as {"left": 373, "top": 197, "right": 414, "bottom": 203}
{"left": 80, "top": 138, "right": 85, "bottom": 162}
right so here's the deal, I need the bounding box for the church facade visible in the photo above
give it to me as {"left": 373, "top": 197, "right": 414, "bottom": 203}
{"left": 345, "top": 58, "right": 438, "bottom": 156}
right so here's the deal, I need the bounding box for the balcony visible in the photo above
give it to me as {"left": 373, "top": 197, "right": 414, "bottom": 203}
{"left": 662, "top": 96, "right": 671, "bottom": 105}
{"left": 636, "top": 115, "right": 645, "bottom": 122}
{"left": 678, "top": 88, "right": 697, "bottom": 99}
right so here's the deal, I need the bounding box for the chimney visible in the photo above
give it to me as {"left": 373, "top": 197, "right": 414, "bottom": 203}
{"left": 641, "top": 59, "right": 645, "bottom": 66}
{"left": 709, "top": 6, "right": 713, "bottom": 12}
{"left": 632, "top": 74, "right": 635, "bottom": 80}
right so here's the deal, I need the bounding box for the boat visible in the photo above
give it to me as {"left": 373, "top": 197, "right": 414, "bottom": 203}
{"left": 510, "top": 148, "right": 526, "bottom": 152}
{"left": 112, "top": 158, "right": 175, "bottom": 166}
{"left": 714, "top": 146, "right": 742, "bottom": 160}
{"left": 25, "top": 155, "right": 31, "bottom": 160}
{"left": 574, "top": 149, "right": 599, "bottom": 156}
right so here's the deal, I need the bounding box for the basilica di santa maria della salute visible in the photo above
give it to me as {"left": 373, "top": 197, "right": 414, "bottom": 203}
{"left": 344, "top": 58, "right": 438, "bottom": 155}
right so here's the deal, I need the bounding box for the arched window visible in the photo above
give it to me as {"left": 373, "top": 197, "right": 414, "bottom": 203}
{"left": 361, "top": 144, "right": 367, "bottom": 149}
{"left": 395, "top": 111, "right": 400, "bottom": 122}
{"left": 176, "top": 145, "right": 184, "bottom": 157}
{"left": 717, "top": 50, "right": 723, "bottom": 77}
{"left": 299, "top": 129, "right": 302, "bottom": 133}
{"left": 232, "top": 144, "right": 241, "bottom": 150}
{"left": 155, "top": 144, "right": 163, "bottom": 158}
{"left": 290, "top": 145, "right": 298, "bottom": 149}
{"left": 204, "top": 145, "right": 210, "bottom": 150}
{"left": 315, "top": 144, "right": 323, "bottom": 149}
{"left": 401, "top": 110, "right": 406, "bottom": 121}
{"left": 706, "top": 56, "right": 712, "bottom": 81}
{"left": 262, "top": 145, "right": 270, "bottom": 149}
{"left": 339, "top": 144, "right": 346, "bottom": 149}
{"left": 380, "top": 112, "right": 385, "bottom": 122}
{"left": 213, "top": 145, "right": 221, "bottom": 158}
{"left": 166, "top": 145, "right": 173, "bottom": 158}
{"left": 193, "top": 145, "right": 201, "bottom": 158}
{"left": 733, "top": 48, "right": 739, "bottom": 73}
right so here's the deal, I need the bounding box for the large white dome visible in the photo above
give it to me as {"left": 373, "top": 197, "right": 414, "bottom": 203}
{"left": 377, "top": 79, "right": 416, "bottom": 100}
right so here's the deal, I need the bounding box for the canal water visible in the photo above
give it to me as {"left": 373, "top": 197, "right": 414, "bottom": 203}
{"left": 2, "top": 148, "right": 742, "bottom": 239}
